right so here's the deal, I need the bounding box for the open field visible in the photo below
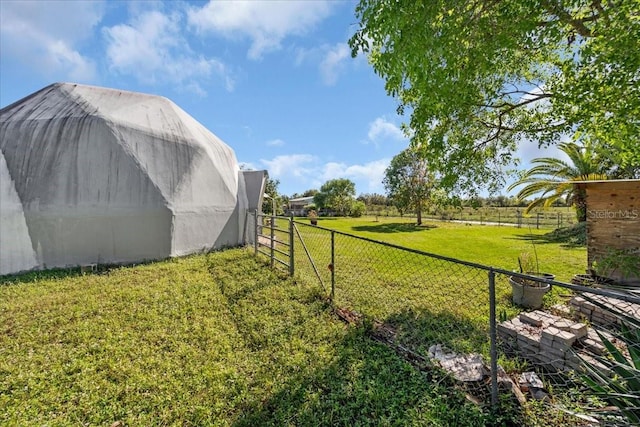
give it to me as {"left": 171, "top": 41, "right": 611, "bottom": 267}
{"left": 268, "top": 217, "right": 584, "bottom": 362}
{"left": 362, "top": 206, "right": 578, "bottom": 229}
{"left": 293, "top": 216, "right": 587, "bottom": 282}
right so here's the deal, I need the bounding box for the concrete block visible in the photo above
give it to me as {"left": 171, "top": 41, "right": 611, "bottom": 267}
{"left": 550, "top": 304, "right": 571, "bottom": 317}
{"left": 542, "top": 327, "right": 577, "bottom": 347}
{"left": 553, "top": 318, "right": 575, "bottom": 331}
{"left": 520, "top": 312, "right": 545, "bottom": 327}
{"left": 565, "top": 353, "right": 582, "bottom": 365}
{"left": 539, "top": 336, "right": 554, "bottom": 349}
{"left": 582, "top": 339, "right": 606, "bottom": 356}
{"left": 579, "top": 353, "right": 611, "bottom": 375}
{"left": 569, "top": 323, "right": 588, "bottom": 339}
{"left": 517, "top": 334, "right": 540, "bottom": 349}
{"left": 543, "top": 346, "right": 568, "bottom": 359}
{"left": 570, "top": 296, "right": 585, "bottom": 305}
{"left": 497, "top": 322, "right": 518, "bottom": 338}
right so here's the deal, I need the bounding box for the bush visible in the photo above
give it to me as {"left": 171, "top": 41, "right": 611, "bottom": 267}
{"left": 349, "top": 200, "right": 366, "bottom": 217}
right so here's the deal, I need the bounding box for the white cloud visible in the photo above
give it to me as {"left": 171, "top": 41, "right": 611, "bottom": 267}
{"left": 266, "top": 139, "right": 285, "bottom": 147}
{"left": 103, "top": 10, "right": 233, "bottom": 94}
{"left": 187, "top": 1, "right": 334, "bottom": 60}
{"left": 321, "top": 159, "right": 390, "bottom": 192}
{"left": 254, "top": 154, "right": 390, "bottom": 194}
{"left": 260, "top": 154, "right": 316, "bottom": 178}
{"left": 367, "top": 117, "right": 406, "bottom": 142}
{"left": 319, "top": 43, "right": 350, "bottom": 86}
{"left": 0, "top": 0, "right": 103, "bottom": 81}
{"left": 295, "top": 42, "right": 352, "bottom": 86}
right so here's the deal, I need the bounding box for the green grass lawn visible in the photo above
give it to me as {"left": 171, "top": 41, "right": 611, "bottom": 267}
{"left": 2, "top": 218, "right": 591, "bottom": 426}
{"left": 274, "top": 216, "right": 586, "bottom": 369}
{"left": 1, "top": 250, "right": 496, "bottom": 426}
{"left": 303, "top": 216, "right": 586, "bottom": 282}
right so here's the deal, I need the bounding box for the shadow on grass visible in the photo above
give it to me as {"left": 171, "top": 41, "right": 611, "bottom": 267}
{"left": 511, "top": 223, "right": 586, "bottom": 248}
{"left": 0, "top": 258, "right": 167, "bottom": 286}
{"left": 351, "top": 222, "right": 437, "bottom": 234}
{"left": 232, "top": 326, "right": 494, "bottom": 427}
{"left": 230, "top": 298, "right": 524, "bottom": 426}
{"left": 381, "top": 307, "right": 489, "bottom": 355}
{"left": 0, "top": 267, "right": 87, "bottom": 285}
{"left": 205, "top": 253, "right": 494, "bottom": 425}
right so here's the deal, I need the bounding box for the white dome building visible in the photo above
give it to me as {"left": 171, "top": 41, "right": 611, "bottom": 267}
{"left": 0, "top": 83, "right": 265, "bottom": 275}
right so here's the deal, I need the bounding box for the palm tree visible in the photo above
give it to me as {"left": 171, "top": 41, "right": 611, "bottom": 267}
{"left": 508, "top": 142, "right": 609, "bottom": 222}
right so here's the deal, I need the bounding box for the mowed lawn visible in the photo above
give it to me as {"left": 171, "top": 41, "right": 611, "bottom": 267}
{"left": 1, "top": 250, "right": 492, "bottom": 426}
{"left": 307, "top": 216, "right": 587, "bottom": 282}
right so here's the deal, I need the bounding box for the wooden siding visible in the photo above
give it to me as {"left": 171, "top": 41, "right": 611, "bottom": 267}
{"left": 584, "top": 181, "right": 640, "bottom": 285}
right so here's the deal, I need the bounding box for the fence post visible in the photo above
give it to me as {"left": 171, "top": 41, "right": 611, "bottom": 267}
{"left": 330, "top": 230, "right": 335, "bottom": 302}
{"left": 289, "top": 216, "right": 294, "bottom": 277}
{"left": 488, "top": 269, "right": 498, "bottom": 409}
{"left": 270, "top": 214, "right": 275, "bottom": 268}
{"left": 253, "top": 209, "right": 258, "bottom": 255}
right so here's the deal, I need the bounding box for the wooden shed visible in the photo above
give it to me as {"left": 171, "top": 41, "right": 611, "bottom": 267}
{"left": 576, "top": 179, "right": 640, "bottom": 286}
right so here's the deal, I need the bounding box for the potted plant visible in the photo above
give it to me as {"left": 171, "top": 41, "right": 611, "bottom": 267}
{"left": 307, "top": 209, "right": 318, "bottom": 226}
{"left": 509, "top": 252, "right": 554, "bottom": 309}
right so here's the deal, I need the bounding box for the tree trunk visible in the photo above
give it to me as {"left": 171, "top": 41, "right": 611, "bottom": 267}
{"left": 574, "top": 187, "right": 587, "bottom": 222}
{"left": 416, "top": 206, "right": 422, "bottom": 225}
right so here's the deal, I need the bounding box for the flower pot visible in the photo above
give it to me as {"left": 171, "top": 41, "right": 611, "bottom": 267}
{"left": 509, "top": 274, "right": 553, "bottom": 309}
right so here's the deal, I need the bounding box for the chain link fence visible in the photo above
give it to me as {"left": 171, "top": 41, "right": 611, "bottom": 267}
{"left": 246, "top": 211, "right": 640, "bottom": 423}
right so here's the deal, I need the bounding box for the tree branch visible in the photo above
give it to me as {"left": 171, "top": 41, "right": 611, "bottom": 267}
{"left": 540, "top": 0, "right": 602, "bottom": 38}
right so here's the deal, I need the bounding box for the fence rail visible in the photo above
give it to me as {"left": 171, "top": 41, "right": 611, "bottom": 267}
{"left": 365, "top": 207, "right": 576, "bottom": 229}
{"left": 246, "top": 210, "right": 640, "bottom": 420}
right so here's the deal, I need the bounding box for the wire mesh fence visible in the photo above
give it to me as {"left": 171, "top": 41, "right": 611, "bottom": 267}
{"left": 365, "top": 207, "right": 576, "bottom": 229}
{"left": 246, "top": 210, "right": 640, "bottom": 422}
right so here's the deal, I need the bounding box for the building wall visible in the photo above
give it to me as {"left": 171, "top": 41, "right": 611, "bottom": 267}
{"left": 584, "top": 180, "right": 640, "bottom": 285}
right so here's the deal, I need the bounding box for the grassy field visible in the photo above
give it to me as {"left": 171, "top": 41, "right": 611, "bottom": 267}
{"left": 297, "top": 216, "right": 586, "bottom": 282}
{"left": 261, "top": 216, "right": 589, "bottom": 386}
{"left": 2, "top": 218, "right": 591, "bottom": 426}
{"left": 364, "top": 206, "right": 578, "bottom": 229}
{"left": 1, "top": 250, "right": 500, "bottom": 426}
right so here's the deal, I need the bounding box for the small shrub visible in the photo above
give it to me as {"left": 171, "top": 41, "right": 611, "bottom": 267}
{"left": 349, "top": 200, "right": 366, "bottom": 217}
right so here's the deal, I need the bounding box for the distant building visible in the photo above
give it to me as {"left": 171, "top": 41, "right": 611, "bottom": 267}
{"left": 287, "top": 196, "right": 315, "bottom": 216}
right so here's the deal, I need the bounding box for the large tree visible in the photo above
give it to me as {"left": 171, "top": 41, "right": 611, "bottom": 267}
{"left": 350, "top": 0, "right": 640, "bottom": 194}
{"left": 314, "top": 178, "right": 356, "bottom": 216}
{"left": 383, "top": 148, "right": 436, "bottom": 225}
{"left": 507, "top": 142, "right": 608, "bottom": 221}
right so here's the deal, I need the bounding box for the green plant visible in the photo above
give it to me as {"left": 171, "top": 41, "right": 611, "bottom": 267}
{"left": 591, "top": 248, "right": 640, "bottom": 282}
{"left": 349, "top": 200, "right": 366, "bottom": 217}
{"left": 578, "top": 294, "right": 640, "bottom": 425}
{"left": 517, "top": 252, "right": 538, "bottom": 275}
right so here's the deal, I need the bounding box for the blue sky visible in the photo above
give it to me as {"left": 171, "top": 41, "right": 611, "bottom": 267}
{"left": 0, "top": 0, "right": 559, "bottom": 197}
